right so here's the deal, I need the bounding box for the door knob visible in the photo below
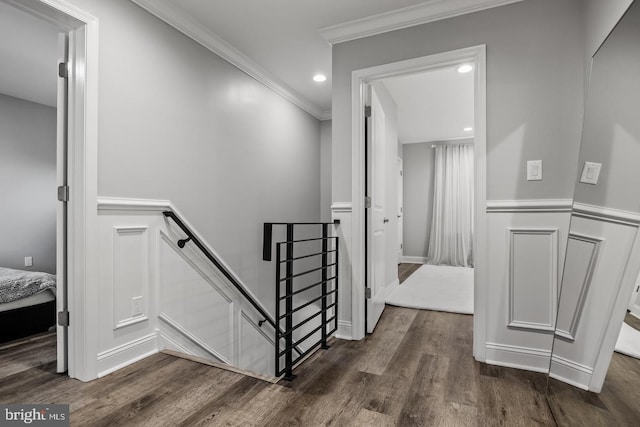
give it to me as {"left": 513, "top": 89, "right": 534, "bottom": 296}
{"left": 383, "top": 218, "right": 390, "bottom": 223}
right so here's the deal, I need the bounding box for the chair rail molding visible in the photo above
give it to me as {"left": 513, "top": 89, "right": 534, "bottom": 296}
{"left": 486, "top": 199, "right": 573, "bottom": 213}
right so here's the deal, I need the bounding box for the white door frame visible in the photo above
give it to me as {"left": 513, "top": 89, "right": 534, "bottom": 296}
{"left": 350, "top": 45, "right": 487, "bottom": 361}
{"left": 6, "top": 0, "right": 100, "bottom": 381}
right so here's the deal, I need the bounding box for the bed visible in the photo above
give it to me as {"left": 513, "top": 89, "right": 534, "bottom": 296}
{"left": 0, "top": 267, "right": 57, "bottom": 343}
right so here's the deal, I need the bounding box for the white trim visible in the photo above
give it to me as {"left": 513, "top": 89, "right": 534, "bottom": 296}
{"left": 554, "top": 233, "right": 603, "bottom": 342}
{"left": 507, "top": 228, "right": 558, "bottom": 333}
{"left": 549, "top": 354, "right": 593, "bottom": 391}
{"left": 98, "top": 197, "right": 172, "bottom": 212}
{"left": 129, "top": 0, "right": 325, "bottom": 120}
{"left": 485, "top": 342, "right": 551, "bottom": 374}
{"left": 320, "top": 0, "right": 525, "bottom": 45}
{"left": 486, "top": 199, "right": 573, "bottom": 213}
{"left": 350, "top": 46, "right": 487, "bottom": 361}
{"left": 335, "top": 320, "right": 353, "bottom": 340}
{"left": 96, "top": 333, "right": 158, "bottom": 378}
{"left": 330, "top": 202, "right": 353, "bottom": 214}
{"left": 401, "top": 256, "right": 428, "bottom": 264}
{"left": 9, "top": 0, "right": 100, "bottom": 382}
{"left": 572, "top": 202, "right": 640, "bottom": 226}
{"left": 158, "top": 313, "right": 230, "bottom": 364}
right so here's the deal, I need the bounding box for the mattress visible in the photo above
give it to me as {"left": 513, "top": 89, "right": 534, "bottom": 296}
{"left": 0, "top": 288, "right": 55, "bottom": 313}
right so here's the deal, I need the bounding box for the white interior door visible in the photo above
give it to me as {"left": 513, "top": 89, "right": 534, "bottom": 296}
{"left": 56, "top": 33, "right": 69, "bottom": 373}
{"left": 397, "top": 157, "right": 403, "bottom": 263}
{"left": 366, "top": 87, "right": 387, "bottom": 333}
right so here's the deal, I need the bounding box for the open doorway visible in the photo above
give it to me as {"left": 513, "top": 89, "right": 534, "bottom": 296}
{"left": 384, "top": 66, "right": 475, "bottom": 316}
{"left": 352, "top": 46, "right": 487, "bottom": 357}
{"left": 0, "top": 1, "right": 61, "bottom": 359}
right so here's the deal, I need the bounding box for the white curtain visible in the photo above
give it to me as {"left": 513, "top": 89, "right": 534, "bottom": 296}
{"left": 427, "top": 144, "right": 474, "bottom": 267}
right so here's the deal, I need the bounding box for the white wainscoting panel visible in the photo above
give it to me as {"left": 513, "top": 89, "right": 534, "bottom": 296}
{"left": 113, "top": 226, "right": 150, "bottom": 330}
{"left": 507, "top": 228, "right": 558, "bottom": 332}
{"left": 485, "top": 200, "right": 571, "bottom": 373}
{"left": 549, "top": 210, "right": 640, "bottom": 392}
{"left": 554, "top": 233, "right": 603, "bottom": 341}
{"left": 238, "top": 311, "right": 275, "bottom": 376}
{"left": 97, "top": 198, "right": 279, "bottom": 380}
{"left": 159, "top": 233, "right": 234, "bottom": 363}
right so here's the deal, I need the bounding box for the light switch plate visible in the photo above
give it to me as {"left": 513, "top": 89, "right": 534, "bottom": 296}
{"left": 24, "top": 256, "right": 33, "bottom": 267}
{"left": 527, "top": 160, "right": 542, "bottom": 181}
{"left": 580, "top": 161, "right": 602, "bottom": 185}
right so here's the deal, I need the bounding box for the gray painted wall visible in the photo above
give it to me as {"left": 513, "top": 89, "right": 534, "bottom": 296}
{"left": 67, "top": 0, "right": 321, "bottom": 310}
{"left": 402, "top": 142, "right": 435, "bottom": 259}
{"left": 332, "top": 0, "right": 584, "bottom": 203}
{"left": 573, "top": 0, "right": 640, "bottom": 213}
{"left": 320, "top": 120, "right": 332, "bottom": 222}
{"left": 0, "top": 94, "right": 57, "bottom": 274}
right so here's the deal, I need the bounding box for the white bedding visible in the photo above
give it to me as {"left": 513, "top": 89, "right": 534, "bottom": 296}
{"left": 0, "top": 288, "right": 55, "bottom": 313}
{"left": 0, "top": 267, "right": 56, "bottom": 306}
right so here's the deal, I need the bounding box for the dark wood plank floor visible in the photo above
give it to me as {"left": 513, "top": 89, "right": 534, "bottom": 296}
{"left": 2, "top": 287, "right": 639, "bottom": 425}
{"left": 1, "top": 307, "right": 556, "bottom": 426}
{"left": 398, "top": 262, "right": 422, "bottom": 284}
{"left": 547, "top": 313, "right": 640, "bottom": 426}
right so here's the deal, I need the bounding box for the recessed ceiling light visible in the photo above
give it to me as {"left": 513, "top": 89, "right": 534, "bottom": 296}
{"left": 313, "top": 74, "right": 327, "bottom": 82}
{"left": 464, "top": 127, "right": 473, "bottom": 132}
{"left": 457, "top": 64, "right": 473, "bottom": 73}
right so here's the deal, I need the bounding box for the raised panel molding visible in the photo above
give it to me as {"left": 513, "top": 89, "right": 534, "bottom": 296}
{"left": 507, "top": 228, "right": 558, "bottom": 332}
{"left": 554, "top": 233, "right": 603, "bottom": 341}
{"left": 113, "top": 226, "right": 149, "bottom": 330}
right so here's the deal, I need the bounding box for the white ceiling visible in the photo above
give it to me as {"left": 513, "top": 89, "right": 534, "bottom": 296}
{"left": 381, "top": 66, "right": 475, "bottom": 144}
{"left": 0, "top": 1, "right": 59, "bottom": 107}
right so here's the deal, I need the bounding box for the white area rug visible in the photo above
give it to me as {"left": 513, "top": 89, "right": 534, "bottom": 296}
{"left": 615, "top": 322, "right": 640, "bottom": 359}
{"left": 386, "top": 264, "right": 474, "bottom": 314}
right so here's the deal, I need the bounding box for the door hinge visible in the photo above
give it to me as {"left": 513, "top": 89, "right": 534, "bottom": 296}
{"left": 57, "top": 186, "right": 69, "bottom": 202}
{"left": 58, "top": 311, "right": 69, "bottom": 326}
{"left": 364, "top": 196, "right": 372, "bottom": 209}
{"left": 364, "top": 106, "right": 371, "bottom": 118}
{"left": 58, "top": 62, "right": 69, "bottom": 78}
{"left": 365, "top": 288, "right": 372, "bottom": 299}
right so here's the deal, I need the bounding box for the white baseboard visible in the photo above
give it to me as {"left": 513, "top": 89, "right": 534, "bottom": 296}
{"left": 335, "top": 320, "right": 353, "bottom": 340}
{"left": 485, "top": 342, "right": 551, "bottom": 374}
{"left": 549, "top": 355, "right": 592, "bottom": 391}
{"left": 97, "top": 333, "right": 158, "bottom": 378}
{"left": 401, "top": 256, "right": 428, "bottom": 264}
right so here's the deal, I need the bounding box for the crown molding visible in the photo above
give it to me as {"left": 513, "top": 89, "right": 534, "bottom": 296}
{"left": 320, "top": 0, "right": 526, "bottom": 45}
{"left": 130, "top": 0, "right": 325, "bottom": 120}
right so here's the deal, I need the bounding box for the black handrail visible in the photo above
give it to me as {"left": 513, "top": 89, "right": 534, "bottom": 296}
{"left": 163, "top": 211, "right": 276, "bottom": 330}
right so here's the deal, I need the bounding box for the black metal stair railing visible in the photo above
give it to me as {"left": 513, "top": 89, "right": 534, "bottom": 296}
{"left": 163, "top": 211, "right": 276, "bottom": 330}
{"left": 263, "top": 221, "right": 340, "bottom": 381}
{"left": 163, "top": 210, "right": 339, "bottom": 381}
